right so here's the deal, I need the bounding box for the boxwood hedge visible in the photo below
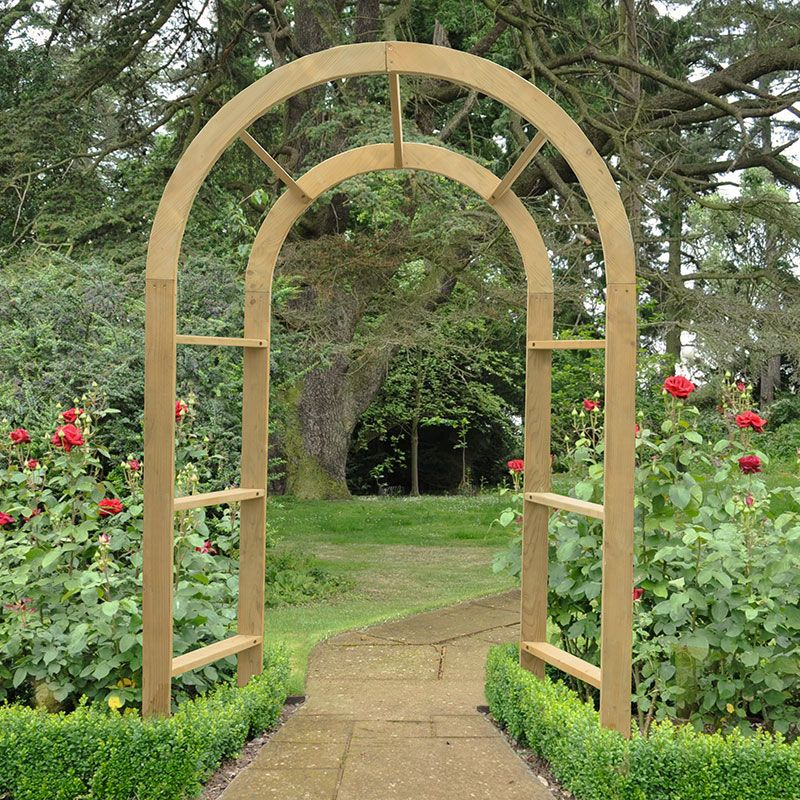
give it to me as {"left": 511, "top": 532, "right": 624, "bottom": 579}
{"left": 486, "top": 644, "right": 800, "bottom": 800}
{"left": 0, "top": 647, "right": 290, "bottom": 800}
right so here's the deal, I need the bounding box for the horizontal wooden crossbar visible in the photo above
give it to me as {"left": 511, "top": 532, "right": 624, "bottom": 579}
{"left": 521, "top": 641, "right": 602, "bottom": 688}
{"left": 525, "top": 492, "right": 604, "bottom": 520}
{"left": 528, "top": 339, "right": 606, "bottom": 350}
{"left": 174, "top": 488, "right": 265, "bottom": 511}
{"left": 176, "top": 335, "right": 268, "bottom": 348}
{"left": 171, "top": 634, "right": 263, "bottom": 677}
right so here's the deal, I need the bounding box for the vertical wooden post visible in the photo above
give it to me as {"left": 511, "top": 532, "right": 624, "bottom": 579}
{"left": 599, "top": 282, "right": 637, "bottom": 735}
{"left": 237, "top": 289, "right": 271, "bottom": 685}
{"left": 520, "top": 291, "right": 554, "bottom": 677}
{"left": 142, "top": 278, "right": 177, "bottom": 716}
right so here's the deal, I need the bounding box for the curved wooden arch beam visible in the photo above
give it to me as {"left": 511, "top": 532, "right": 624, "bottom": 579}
{"left": 145, "top": 41, "right": 632, "bottom": 284}
{"left": 244, "top": 142, "right": 553, "bottom": 294}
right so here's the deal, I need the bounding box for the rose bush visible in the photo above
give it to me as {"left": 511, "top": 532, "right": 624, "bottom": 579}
{"left": 0, "top": 391, "right": 347, "bottom": 712}
{"left": 495, "top": 374, "right": 800, "bottom": 737}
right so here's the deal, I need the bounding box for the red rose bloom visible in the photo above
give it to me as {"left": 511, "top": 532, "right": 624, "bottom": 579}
{"left": 507, "top": 459, "right": 524, "bottom": 473}
{"left": 51, "top": 424, "right": 85, "bottom": 452}
{"left": 9, "top": 428, "right": 31, "bottom": 445}
{"left": 61, "top": 407, "right": 83, "bottom": 423}
{"left": 736, "top": 381, "right": 746, "bottom": 392}
{"left": 25, "top": 459, "right": 39, "bottom": 470}
{"left": 633, "top": 587, "right": 644, "bottom": 601}
{"left": 735, "top": 410, "right": 767, "bottom": 433}
{"left": 128, "top": 459, "right": 141, "bottom": 471}
{"left": 663, "top": 375, "right": 696, "bottom": 399}
{"left": 195, "top": 539, "right": 216, "bottom": 555}
{"left": 745, "top": 494, "right": 755, "bottom": 508}
{"left": 175, "top": 400, "right": 188, "bottom": 421}
{"left": 99, "top": 498, "right": 124, "bottom": 518}
{"left": 583, "top": 399, "right": 600, "bottom": 412}
{"left": 0, "top": 512, "right": 15, "bottom": 527}
{"left": 738, "top": 455, "right": 762, "bottom": 474}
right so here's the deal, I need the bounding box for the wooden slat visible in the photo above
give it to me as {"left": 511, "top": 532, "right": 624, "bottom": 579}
{"left": 238, "top": 130, "right": 307, "bottom": 198}
{"left": 528, "top": 339, "right": 605, "bottom": 350}
{"left": 142, "top": 278, "right": 177, "bottom": 717}
{"left": 520, "top": 291, "right": 554, "bottom": 680}
{"left": 525, "top": 491, "right": 604, "bottom": 521}
{"left": 171, "top": 634, "right": 263, "bottom": 677}
{"left": 389, "top": 72, "right": 404, "bottom": 167}
{"left": 173, "top": 488, "right": 265, "bottom": 511}
{"left": 599, "top": 283, "right": 637, "bottom": 734}
{"left": 176, "top": 334, "right": 267, "bottom": 348}
{"left": 237, "top": 287, "right": 271, "bottom": 686}
{"left": 521, "top": 641, "right": 602, "bottom": 689}
{"left": 490, "top": 131, "right": 548, "bottom": 202}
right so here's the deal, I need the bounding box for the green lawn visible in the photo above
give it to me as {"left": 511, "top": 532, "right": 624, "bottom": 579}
{"left": 263, "top": 495, "right": 518, "bottom": 693}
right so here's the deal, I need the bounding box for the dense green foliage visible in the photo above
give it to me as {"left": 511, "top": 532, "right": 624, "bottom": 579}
{"left": 0, "top": 647, "right": 289, "bottom": 800}
{"left": 0, "top": 395, "right": 345, "bottom": 709}
{"left": 486, "top": 644, "right": 800, "bottom": 800}
{"left": 1, "top": 0, "right": 797, "bottom": 497}
{"left": 495, "top": 376, "right": 800, "bottom": 735}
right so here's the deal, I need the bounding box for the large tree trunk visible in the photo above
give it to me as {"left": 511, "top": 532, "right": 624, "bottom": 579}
{"left": 281, "top": 354, "right": 390, "bottom": 499}
{"left": 759, "top": 354, "right": 781, "bottom": 406}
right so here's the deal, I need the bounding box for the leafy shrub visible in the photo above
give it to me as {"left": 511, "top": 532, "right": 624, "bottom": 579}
{"left": 764, "top": 420, "right": 800, "bottom": 461}
{"left": 0, "top": 393, "right": 346, "bottom": 710}
{"left": 486, "top": 644, "right": 800, "bottom": 800}
{"left": 0, "top": 647, "right": 289, "bottom": 800}
{"left": 494, "top": 375, "right": 800, "bottom": 735}
{"left": 767, "top": 395, "right": 800, "bottom": 428}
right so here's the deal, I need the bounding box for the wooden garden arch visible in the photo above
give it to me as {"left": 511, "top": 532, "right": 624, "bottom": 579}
{"left": 143, "top": 41, "right": 637, "bottom": 735}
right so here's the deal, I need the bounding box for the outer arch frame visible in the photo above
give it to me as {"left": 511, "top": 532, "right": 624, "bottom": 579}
{"left": 142, "top": 41, "right": 637, "bottom": 737}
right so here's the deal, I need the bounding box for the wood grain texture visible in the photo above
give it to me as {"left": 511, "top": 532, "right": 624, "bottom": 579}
{"left": 491, "top": 131, "right": 547, "bottom": 201}
{"left": 171, "top": 635, "right": 262, "bottom": 677}
{"left": 173, "top": 488, "right": 265, "bottom": 511}
{"left": 389, "top": 72, "right": 404, "bottom": 167}
{"left": 237, "top": 288, "right": 270, "bottom": 685}
{"left": 175, "top": 335, "right": 267, "bottom": 348}
{"left": 528, "top": 339, "right": 606, "bottom": 350}
{"left": 525, "top": 491, "right": 605, "bottom": 521}
{"left": 142, "top": 279, "right": 177, "bottom": 717}
{"left": 239, "top": 131, "right": 307, "bottom": 199}
{"left": 599, "top": 283, "right": 637, "bottom": 735}
{"left": 520, "top": 292, "right": 553, "bottom": 680}
{"left": 521, "top": 641, "right": 602, "bottom": 689}
{"left": 245, "top": 143, "right": 553, "bottom": 294}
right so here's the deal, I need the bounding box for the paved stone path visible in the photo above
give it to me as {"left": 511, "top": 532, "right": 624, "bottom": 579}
{"left": 221, "top": 590, "right": 554, "bottom": 800}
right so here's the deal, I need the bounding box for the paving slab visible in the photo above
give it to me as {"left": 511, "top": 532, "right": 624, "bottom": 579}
{"left": 470, "top": 588, "right": 521, "bottom": 612}
{"left": 221, "top": 768, "right": 340, "bottom": 799}
{"left": 473, "top": 623, "right": 520, "bottom": 644}
{"left": 337, "top": 738, "right": 552, "bottom": 800}
{"left": 308, "top": 643, "right": 440, "bottom": 681}
{"left": 222, "top": 590, "right": 552, "bottom": 800}
{"left": 366, "top": 603, "right": 518, "bottom": 645}
{"left": 251, "top": 741, "right": 348, "bottom": 770}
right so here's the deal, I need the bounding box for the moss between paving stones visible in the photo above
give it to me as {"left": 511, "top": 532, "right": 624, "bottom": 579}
{"left": 0, "top": 647, "right": 290, "bottom": 800}
{"left": 485, "top": 644, "right": 800, "bottom": 800}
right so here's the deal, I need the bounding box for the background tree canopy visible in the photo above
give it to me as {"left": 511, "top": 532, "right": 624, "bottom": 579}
{"left": 1, "top": 0, "right": 798, "bottom": 497}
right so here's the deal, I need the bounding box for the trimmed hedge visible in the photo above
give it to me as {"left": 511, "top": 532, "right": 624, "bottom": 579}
{"left": 0, "top": 648, "right": 290, "bottom": 800}
{"left": 486, "top": 644, "right": 800, "bottom": 800}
